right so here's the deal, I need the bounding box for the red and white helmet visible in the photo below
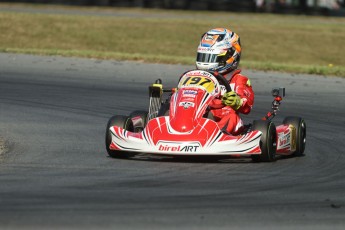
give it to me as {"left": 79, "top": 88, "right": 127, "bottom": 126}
{"left": 196, "top": 28, "right": 242, "bottom": 74}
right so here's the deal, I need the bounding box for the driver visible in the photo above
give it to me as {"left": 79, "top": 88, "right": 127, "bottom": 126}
{"left": 196, "top": 28, "right": 254, "bottom": 135}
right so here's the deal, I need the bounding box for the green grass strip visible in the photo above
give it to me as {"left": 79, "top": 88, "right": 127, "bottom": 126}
{"left": 0, "top": 4, "right": 344, "bottom": 77}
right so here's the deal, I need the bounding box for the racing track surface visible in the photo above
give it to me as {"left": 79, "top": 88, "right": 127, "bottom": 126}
{"left": 0, "top": 53, "right": 344, "bottom": 230}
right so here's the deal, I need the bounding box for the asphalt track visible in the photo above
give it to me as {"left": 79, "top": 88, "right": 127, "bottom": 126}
{"left": 0, "top": 53, "right": 344, "bottom": 230}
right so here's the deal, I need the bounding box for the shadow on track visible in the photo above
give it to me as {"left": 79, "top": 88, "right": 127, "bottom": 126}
{"left": 106, "top": 153, "right": 305, "bottom": 164}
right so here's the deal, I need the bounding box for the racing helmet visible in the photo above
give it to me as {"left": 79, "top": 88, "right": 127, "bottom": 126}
{"left": 196, "top": 28, "right": 241, "bottom": 74}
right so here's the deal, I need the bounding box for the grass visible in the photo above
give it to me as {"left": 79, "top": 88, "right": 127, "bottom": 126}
{"left": 0, "top": 3, "right": 344, "bottom": 76}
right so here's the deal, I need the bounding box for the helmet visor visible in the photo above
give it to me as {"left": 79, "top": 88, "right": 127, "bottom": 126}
{"left": 196, "top": 53, "right": 219, "bottom": 63}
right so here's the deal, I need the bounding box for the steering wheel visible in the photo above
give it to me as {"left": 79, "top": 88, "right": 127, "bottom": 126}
{"left": 211, "top": 72, "right": 232, "bottom": 93}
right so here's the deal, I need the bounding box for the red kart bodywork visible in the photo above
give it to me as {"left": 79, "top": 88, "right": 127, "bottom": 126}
{"left": 276, "top": 124, "right": 297, "bottom": 155}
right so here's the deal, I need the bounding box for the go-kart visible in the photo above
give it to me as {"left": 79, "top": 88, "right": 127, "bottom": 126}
{"left": 105, "top": 70, "right": 306, "bottom": 162}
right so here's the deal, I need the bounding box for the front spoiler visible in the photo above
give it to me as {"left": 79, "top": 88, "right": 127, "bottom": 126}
{"left": 109, "top": 126, "right": 262, "bottom": 156}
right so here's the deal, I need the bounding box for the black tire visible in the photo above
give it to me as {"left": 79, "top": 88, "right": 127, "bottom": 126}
{"left": 251, "top": 120, "right": 277, "bottom": 162}
{"left": 129, "top": 110, "right": 148, "bottom": 133}
{"left": 105, "top": 115, "right": 134, "bottom": 159}
{"left": 283, "top": 116, "right": 306, "bottom": 156}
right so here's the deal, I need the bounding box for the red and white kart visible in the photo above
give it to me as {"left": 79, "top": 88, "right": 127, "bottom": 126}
{"left": 105, "top": 70, "right": 306, "bottom": 162}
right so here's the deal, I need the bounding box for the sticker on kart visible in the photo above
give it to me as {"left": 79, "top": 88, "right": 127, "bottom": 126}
{"left": 179, "top": 101, "right": 195, "bottom": 109}
{"left": 157, "top": 141, "right": 201, "bottom": 153}
{"left": 178, "top": 75, "right": 216, "bottom": 94}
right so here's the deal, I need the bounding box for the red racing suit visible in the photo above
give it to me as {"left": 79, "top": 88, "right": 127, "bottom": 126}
{"left": 209, "top": 69, "right": 254, "bottom": 135}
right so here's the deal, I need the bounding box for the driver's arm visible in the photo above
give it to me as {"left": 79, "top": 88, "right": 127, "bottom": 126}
{"left": 219, "top": 75, "right": 254, "bottom": 114}
{"left": 209, "top": 98, "right": 225, "bottom": 109}
{"left": 234, "top": 76, "right": 254, "bottom": 114}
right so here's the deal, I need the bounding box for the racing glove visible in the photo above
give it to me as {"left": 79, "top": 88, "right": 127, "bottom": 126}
{"left": 222, "top": 91, "right": 242, "bottom": 110}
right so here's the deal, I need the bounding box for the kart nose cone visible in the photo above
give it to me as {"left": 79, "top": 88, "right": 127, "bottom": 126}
{"left": 171, "top": 120, "right": 194, "bottom": 133}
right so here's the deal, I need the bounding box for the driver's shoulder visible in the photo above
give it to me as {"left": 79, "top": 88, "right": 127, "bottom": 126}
{"left": 230, "top": 70, "right": 249, "bottom": 83}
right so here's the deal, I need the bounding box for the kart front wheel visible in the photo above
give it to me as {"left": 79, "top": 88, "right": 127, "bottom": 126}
{"left": 105, "top": 115, "right": 134, "bottom": 159}
{"left": 251, "top": 120, "right": 277, "bottom": 162}
{"left": 283, "top": 116, "right": 306, "bottom": 156}
{"left": 130, "top": 110, "right": 148, "bottom": 132}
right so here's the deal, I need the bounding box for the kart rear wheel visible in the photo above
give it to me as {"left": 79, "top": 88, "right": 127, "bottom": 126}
{"left": 105, "top": 115, "right": 134, "bottom": 159}
{"left": 283, "top": 116, "right": 306, "bottom": 156}
{"left": 251, "top": 120, "right": 277, "bottom": 162}
{"left": 130, "top": 110, "right": 148, "bottom": 132}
